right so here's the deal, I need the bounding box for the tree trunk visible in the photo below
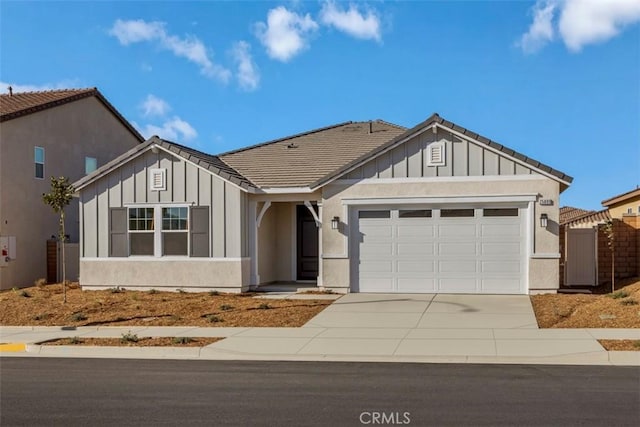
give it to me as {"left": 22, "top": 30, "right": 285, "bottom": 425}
{"left": 61, "top": 211, "right": 66, "bottom": 303}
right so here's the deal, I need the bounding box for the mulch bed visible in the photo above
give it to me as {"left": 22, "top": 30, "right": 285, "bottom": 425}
{"left": 0, "top": 284, "right": 332, "bottom": 327}
{"left": 41, "top": 336, "right": 223, "bottom": 347}
{"left": 598, "top": 340, "right": 640, "bottom": 351}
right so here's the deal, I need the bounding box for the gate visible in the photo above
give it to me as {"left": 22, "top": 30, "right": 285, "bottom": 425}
{"left": 565, "top": 228, "right": 597, "bottom": 286}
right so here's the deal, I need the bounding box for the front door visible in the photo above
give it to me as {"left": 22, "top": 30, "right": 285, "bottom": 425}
{"left": 297, "top": 205, "right": 319, "bottom": 280}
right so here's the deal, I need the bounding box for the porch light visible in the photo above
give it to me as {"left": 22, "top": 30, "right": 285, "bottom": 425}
{"left": 540, "top": 213, "right": 548, "bottom": 228}
{"left": 331, "top": 216, "right": 340, "bottom": 230}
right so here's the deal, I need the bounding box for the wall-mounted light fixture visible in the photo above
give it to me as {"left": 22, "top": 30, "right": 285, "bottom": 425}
{"left": 540, "top": 213, "right": 548, "bottom": 228}
{"left": 331, "top": 216, "right": 340, "bottom": 230}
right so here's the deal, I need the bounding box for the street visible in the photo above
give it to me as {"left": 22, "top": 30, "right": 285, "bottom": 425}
{"left": 1, "top": 358, "right": 638, "bottom": 426}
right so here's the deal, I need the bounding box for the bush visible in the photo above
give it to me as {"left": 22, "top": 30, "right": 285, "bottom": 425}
{"left": 69, "top": 336, "right": 82, "bottom": 345}
{"left": 172, "top": 337, "right": 193, "bottom": 345}
{"left": 634, "top": 341, "right": 640, "bottom": 349}
{"left": 206, "top": 314, "right": 223, "bottom": 323}
{"left": 34, "top": 278, "right": 47, "bottom": 288}
{"left": 258, "top": 303, "right": 271, "bottom": 310}
{"left": 109, "top": 287, "right": 123, "bottom": 294}
{"left": 121, "top": 331, "right": 139, "bottom": 343}
{"left": 148, "top": 289, "right": 158, "bottom": 294}
{"left": 177, "top": 288, "right": 186, "bottom": 294}
{"left": 608, "top": 291, "right": 629, "bottom": 299}
{"left": 620, "top": 299, "right": 638, "bottom": 306}
{"left": 70, "top": 312, "right": 87, "bottom": 321}
{"left": 220, "top": 304, "right": 234, "bottom": 311}
{"left": 19, "top": 290, "right": 31, "bottom": 298}
{"left": 209, "top": 290, "right": 220, "bottom": 296}
{"left": 33, "top": 313, "right": 49, "bottom": 321}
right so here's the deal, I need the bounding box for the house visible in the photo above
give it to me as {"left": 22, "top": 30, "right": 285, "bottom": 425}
{"left": 560, "top": 188, "right": 640, "bottom": 287}
{"left": 73, "top": 113, "right": 572, "bottom": 295}
{"left": 0, "top": 88, "right": 143, "bottom": 289}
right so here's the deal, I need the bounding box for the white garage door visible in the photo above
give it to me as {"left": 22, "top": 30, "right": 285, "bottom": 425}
{"left": 355, "top": 207, "right": 526, "bottom": 294}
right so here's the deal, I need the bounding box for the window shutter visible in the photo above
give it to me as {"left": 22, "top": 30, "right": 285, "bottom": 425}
{"left": 149, "top": 168, "right": 166, "bottom": 191}
{"left": 190, "top": 206, "right": 210, "bottom": 257}
{"left": 109, "top": 208, "right": 128, "bottom": 257}
{"left": 427, "top": 142, "right": 445, "bottom": 166}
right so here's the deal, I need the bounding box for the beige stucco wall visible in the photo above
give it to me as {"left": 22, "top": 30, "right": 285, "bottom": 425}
{"left": 320, "top": 177, "right": 561, "bottom": 294}
{"left": 257, "top": 202, "right": 295, "bottom": 284}
{"left": 80, "top": 258, "right": 251, "bottom": 292}
{"left": 0, "top": 96, "right": 141, "bottom": 289}
{"left": 607, "top": 196, "right": 640, "bottom": 219}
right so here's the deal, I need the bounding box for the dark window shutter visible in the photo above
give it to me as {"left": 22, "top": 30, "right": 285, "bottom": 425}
{"left": 190, "top": 206, "right": 210, "bottom": 257}
{"left": 109, "top": 208, "right": 128, "bottom": 257}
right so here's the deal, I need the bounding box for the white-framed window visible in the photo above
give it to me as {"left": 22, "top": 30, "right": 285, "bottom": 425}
{"left": 34, "top": 146, "right": 45, "bottom": 179}
{"left": 85, "top": 157, "right": 97, "bottom": 174}
{"left": 628, "top": 207, "right": 633, "bottom": 214}
{"left": 426, "top": 141, "right": 445, "bottom": 166}
{"left": 126, "top": 205, "right": 189, "bottom": 256}
{"left": 149, "top": 168, "right": 166, "bottom": 191}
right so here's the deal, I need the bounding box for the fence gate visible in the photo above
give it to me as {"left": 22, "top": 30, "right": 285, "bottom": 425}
{"left": 565, "top": 228, "right": 597, "bottom": 286}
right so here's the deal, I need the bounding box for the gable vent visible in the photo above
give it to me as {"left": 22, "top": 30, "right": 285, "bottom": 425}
{"left": 149, "top": 168, "right": 166, "bottom": 191}
{"left": 427, "top": 142, "right": 445, "bottom": 166}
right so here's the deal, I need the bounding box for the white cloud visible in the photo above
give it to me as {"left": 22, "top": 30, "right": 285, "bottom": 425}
{"left": 140, "top": 94, "right": 171, "bottom": 117}
{"left": 0, "top": 80, "right": 81, "bottom": 93}
{"left": 231, "top": 41, "right": 260, "bottom": 91}
{"left": 519, "top": 0, "right": 640, "bottom": 53}
{"left": 109, "top": 19, "right": 231, "bottom": 82}
{"left": 255, "top": 6, "right": 319, "bottom": 61}
{"left": 518, "top": 1, "right": 557, "bottom": 53}
{"left": 559, "top": 0, "right": 640, "bottom": 52}
{"left": 319, "top": 1, "right": 382, "bottom": 42}
{"left": 140, "top": 116, "right": 198, "bottom": 142}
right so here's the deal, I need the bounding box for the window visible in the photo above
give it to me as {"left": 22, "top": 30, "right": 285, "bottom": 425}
{"left": 426, "top": 141, "right": 445, "bottom": 166}
{"left": 162, "top": 207, "right": 188, "bottom": 256}
{"left": 440, "top": 209, "right": 475, "bottom": 218}
{"left": 359, "top": 210, "right": 391, "bottom": 219}
{"left": 628, "top": 207, "right": 633, "bottom": 214}
{"left": 483, "top": 208, "right": 519, "bottom": 217}
{"left": 128, "top": 208, "right": 154, "bottom": 256}
{"left": 85, "top": 157, "right": 97, "bottom": 174}
{"left": 399, "top": 209, "right": 432, "bottom": 218}
{"left": 34, "top": 147, "right": 44, "bottom": 179}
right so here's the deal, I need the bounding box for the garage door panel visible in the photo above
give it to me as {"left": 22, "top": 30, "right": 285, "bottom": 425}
{"left": 439, "top": 260, "right": 477, "bottom": 273}
{"left": 397, "top": 225, "right": 434, "bottom": 238}
{"left": 360, "top": 224, "right": 393, "bottom": 238}
{"left": 438, "top": 224, "right": 476, "bottom": 237}
{"left": 359, "top": 277, "right": 394, "bottom": 292}
{"left": 360, "top": 261, "right": 393, "bottom": 273}
{"left": 397, "top": 260, "right": 435, "bottom": 273}
{"left": 481, "top": 223, "right": 520, "bottom": 236}
{"left": 481, "top": 242, "right": 521, "bottom": 255}
{"left": 481, "top": 279, "right": 520, "bottom": 293}
{"left": 481, "top": 261, "right": 520, "bottom": 274}
{"left": 438, "top": 278, "right": 477, "bottom": 292}
{"left": 360, "top": 243, "right": 393, "bottom": 256}
{"left": 398, "top": 278, "right": 436, "bottom": 292}
{"left": 397, "top": 243, "right": 434, "bottom": 256}
{"left": 439, "top": 242, "right": 476, "bottom": 256}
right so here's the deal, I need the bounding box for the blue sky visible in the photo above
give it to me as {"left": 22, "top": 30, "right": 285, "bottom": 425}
{"left": 1, "top": 1, "right": 639, "bottom": 210}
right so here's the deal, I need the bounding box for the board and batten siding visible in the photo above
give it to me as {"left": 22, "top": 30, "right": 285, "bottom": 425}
{"left": 345, "top": 129, "right": 538, "bottom": 180}
{"left": 80, "top": 149, "right": 247, "bottom": 258}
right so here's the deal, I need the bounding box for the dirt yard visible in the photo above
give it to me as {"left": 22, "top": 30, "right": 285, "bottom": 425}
{"left": 0, "top": 284, "right": 332, "bottom": 327}
{"left": 41, "top": 336, "right": 223, "bottom": 347}
{"left": 598, "top": 339, "right": 640, "bottom": 351}
{"left": 531, "top": 278, "right": 640, "bottom": 328}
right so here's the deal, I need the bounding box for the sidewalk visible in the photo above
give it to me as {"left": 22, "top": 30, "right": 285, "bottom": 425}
{"left": 2, "top": 325, "right": 639, "bottom": 366}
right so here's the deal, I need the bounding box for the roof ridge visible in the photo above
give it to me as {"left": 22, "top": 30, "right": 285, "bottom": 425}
{"left": 0, "top": 87, "right": 96, "bottom": 96}
{"left": 218, "top": 121, "right": 354, "bottom": 157}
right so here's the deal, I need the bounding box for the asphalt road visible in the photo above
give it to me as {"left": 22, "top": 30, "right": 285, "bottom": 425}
{"left": 1, "top": 358, "right": 638, "bottom": 426}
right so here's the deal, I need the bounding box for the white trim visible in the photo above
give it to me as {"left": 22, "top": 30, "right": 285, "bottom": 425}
{"left": 530, "top": 253, "right": 561, "bottom": 259}
{"left": 303, "top": 200, "right": 321, "bottom": 226}
{"left": 81, "top": 257, "right": 248, "bottom": 262}
{"left": 34, "top": 146, "right": 45, "bottom": 180}
{"left": 341, "top": 194, "right": 538, "bottom": 206}
{"left": 149, "top": 168, "right": 166, "bottom": 191}
{"left": 322, "top": 254, "right": 349, "bottom": 259}
{"left": 291, "top": 204, "right": 297, "bottom": 281}
{"left": 256, "top": 201, "right": 272, "bottom": 228}
{"left": 426, "top": 140, "right": 445, "bottom": 166}
{"left": 317, "top": 202, "right": 323, "bottom": 286}
{"left": 333, "top": 174, "right": 547, "bottom": 186}
{"left": 433, "top": 123, "right": 572, "bottom": 186}
{"left": 257, "top": 187, "right": 315, "bottom": 194}
{"left": 248, "top": 200, "right": 259, "bottom": 285}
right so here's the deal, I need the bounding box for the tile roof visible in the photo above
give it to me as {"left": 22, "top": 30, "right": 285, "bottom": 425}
{"left": 560, "top": 206, "right": 596, "bottom": 225}
{"left": 0, "top": 87, "right": 144, "bottom": 141}
{"left": 602, "top": 187, "right": 640, "bottom": 207}
{"left": 73, "top": 137, "right": 255, "bottom": 192}
{"left": 219, "top": 120, "right": 407, "bottom": 188}
{"left": 563, "top": 209, "right": 611, "bottom": 227}
{"left": 315, "top": 113, "right": 573, "bottom": 187}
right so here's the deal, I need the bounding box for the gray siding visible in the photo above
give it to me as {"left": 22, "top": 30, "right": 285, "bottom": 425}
{"left": 81, "top": 149, "right": 245, "bottom": 258}
{"left": 345, "top": 129, "right": 536, "bottom": 180}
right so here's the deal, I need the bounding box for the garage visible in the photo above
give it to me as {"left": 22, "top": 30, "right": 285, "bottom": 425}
{"left": 355, "top": 206, "right": 527, "bottom": 294}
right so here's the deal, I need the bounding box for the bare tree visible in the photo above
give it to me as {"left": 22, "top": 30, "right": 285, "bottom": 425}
{"left": 43, "top": 177, "right": 74, "bottom": 303}
{"left": 602, "top": 220, "right": 615, "bottom": 293}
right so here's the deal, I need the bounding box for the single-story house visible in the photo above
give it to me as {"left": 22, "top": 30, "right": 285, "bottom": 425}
{"left": 73, "top": 113, "right": 572, "bottom": 294}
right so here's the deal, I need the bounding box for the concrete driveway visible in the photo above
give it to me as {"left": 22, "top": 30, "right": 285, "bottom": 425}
{"left": 303, "top": 293, "right": 538, "bottom": 329}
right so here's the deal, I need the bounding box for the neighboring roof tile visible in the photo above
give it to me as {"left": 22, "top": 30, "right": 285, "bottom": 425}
{"left": 560, "top": 206, "right": 595, "bottom": 225}
{"left": 564, "top": 209, "right": 611, "bottom": 227}
{"left": 602, "top": 187, "right": 640, "bottom": 207}
{"left": 73, "top": 137, "right": 255, "bottom": 192}
{"left": 219, "top": 120, "right": 406, "bottom": 188}
{"left": 0, "top": 87, "right": 144, "bottom": 141}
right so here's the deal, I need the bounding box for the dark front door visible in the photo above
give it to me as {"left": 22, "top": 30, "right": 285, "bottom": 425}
{"left": 297, "top": 205, "right": 319, "bottom": 280}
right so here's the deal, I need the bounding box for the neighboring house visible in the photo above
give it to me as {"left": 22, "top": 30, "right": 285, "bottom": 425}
{"left": 73, "top": 113, "right": 572, "bottom": 295}
{"left": 0, "top": 88, "right": 143, "bottom": 289}
{"left": 602, "top": 187, "right": 640, "bottom": 220}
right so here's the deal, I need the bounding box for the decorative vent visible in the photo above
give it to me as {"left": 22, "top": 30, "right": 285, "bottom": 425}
{"left": 149, "top": 168, "right": 166, "bottom": 191}
{"left": 427, "top": 142, "right": 445, "bottom": 166}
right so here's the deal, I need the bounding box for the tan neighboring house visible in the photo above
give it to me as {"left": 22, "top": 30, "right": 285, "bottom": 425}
{"left": 602, "top": 187, "right": 640, "bottom": 220}
{"left": 0, "top": 88, "right": 143, "bottom": 289}
{"left": 73, "top": 113, "right": 572, "bottom": 295}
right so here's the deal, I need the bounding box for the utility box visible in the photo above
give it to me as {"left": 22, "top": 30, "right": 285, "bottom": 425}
{"left": 0, "top": 236, "right": 16, "bottom": 267}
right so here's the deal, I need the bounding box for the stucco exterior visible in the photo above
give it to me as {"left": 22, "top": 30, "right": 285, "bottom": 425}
{"left": 0, "top": 95, "right": 141, "bottom": 289}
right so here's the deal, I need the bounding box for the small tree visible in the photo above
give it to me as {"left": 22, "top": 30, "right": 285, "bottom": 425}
{"left": 43, "top": 177, "right": 74, "bottom": 303}
{"left": 602, "top": 220, "right": 615, "bottom": 293}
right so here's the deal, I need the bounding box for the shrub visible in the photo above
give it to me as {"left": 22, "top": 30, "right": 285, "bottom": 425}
{"left": 220, "top": 304, "right": 234, "bottom": 311}
{"left": 209, "top": 290, "right": 220, "bottom": 296}
{"left": 177, "top": 288, "right": 186, "bottom": 294}
{"left": 258, "top": 303, "right": 271, "bottom": 310}
{"left": 33, "top": 313, "right": 49, "bottom": 321}
{"left": 34, "top": 278, "right": 47, "bottom": 288}
{"left": 172, "top": 337, "right": 193, "bottom": 345}
{"left": 608, "top": 291, "right": 629, "bottom": 299}
{"left": 634, "top": 341, "right": 640, "bottom": 349}
{"left": 206, "top": 314, "right": 223, "bottom": 323}
{"left": 19, "top": 290, "right": 31, "bottom": 298}
{"left": 69, "top": 336, "right": 82, "bottom": 345}
{"left": 109, "top": 287, "right": 123, "bottom": 294}
{"left": 70, "top": 312, "right": 87, "bottom": 321}
{"left": 148, "top": 289, "right": 158, "bottom": 294}
{"left": 121, "top": 331, "right": 139, "bottom": 343}
{"left": 620, "top": 299, "right": 638, "bottom": 306}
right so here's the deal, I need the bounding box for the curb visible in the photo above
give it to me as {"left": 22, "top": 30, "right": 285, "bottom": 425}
{"left": 0, "top": 343, "right": 26, "bottom": 352}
